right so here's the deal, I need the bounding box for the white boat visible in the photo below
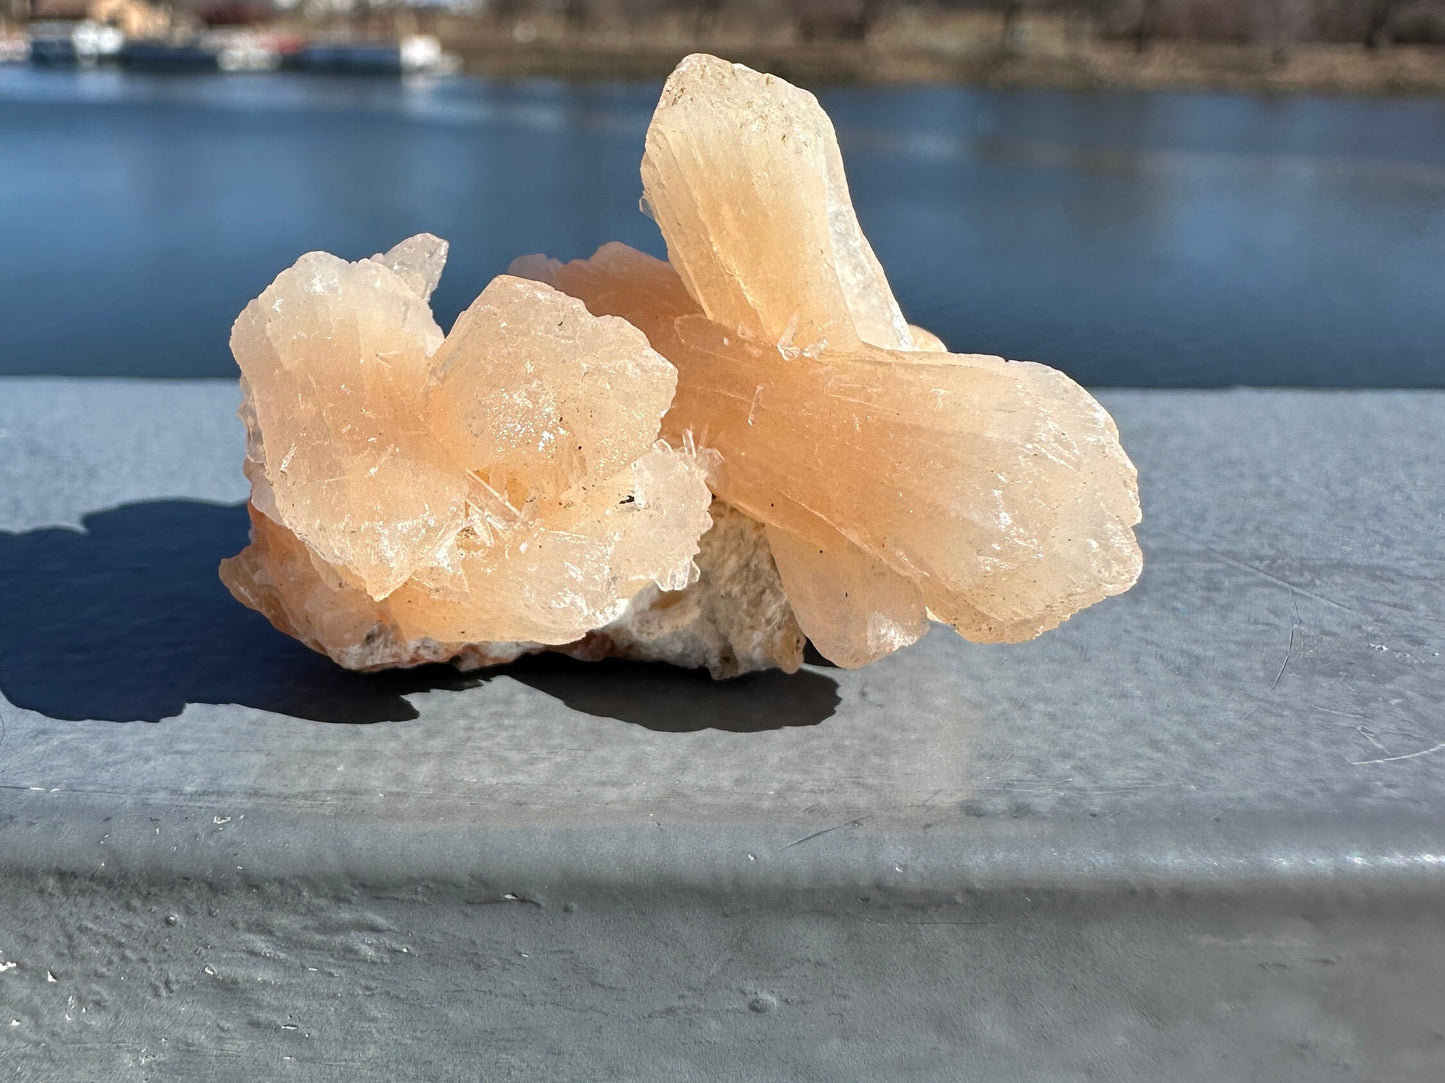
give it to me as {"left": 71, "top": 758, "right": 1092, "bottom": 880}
{"left": 27, "top": 20, "right": 125, "bottom": 66}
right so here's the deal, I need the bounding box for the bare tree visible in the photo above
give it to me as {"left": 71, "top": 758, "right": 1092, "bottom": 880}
{"left": 1134, "top": 0, "right": 1162, "bottom": 51}
{"left": 1001, "top": 0, "right": 1023, "bottom": 50}
{"left": 794, "top": 0, "right": 894, "bottom": 42}
{"left": 488, "top": 0, "right": 532, "bottom": 27}
{"left": 693, "top": 0, "right": 726, "bottom": 36}
{"left": 1264, "top": 0, "right": 1310, "bottom": 62}
{"left": 1365, "top": 0, "right": 1402, "bottom": 47}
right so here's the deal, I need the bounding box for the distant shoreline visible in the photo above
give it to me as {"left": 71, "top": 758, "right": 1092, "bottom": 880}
{"left": 444, "top": 39, "right": 1445, "bottom": 96}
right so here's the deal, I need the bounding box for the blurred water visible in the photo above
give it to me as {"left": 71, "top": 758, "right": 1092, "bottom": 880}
{"left": 1, "top": 66, "right": 1442, "bottom": 386}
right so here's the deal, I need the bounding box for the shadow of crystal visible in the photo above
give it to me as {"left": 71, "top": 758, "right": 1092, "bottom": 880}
{"left": 0, "top": 500, "right": 838, "bottom": 730}
{"left": 505, "top": 654, "right": 839, "bottom": 733}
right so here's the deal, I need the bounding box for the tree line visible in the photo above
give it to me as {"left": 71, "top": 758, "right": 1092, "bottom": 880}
{"left": 486, "top": 0, "right": 1444, "bottom": 48}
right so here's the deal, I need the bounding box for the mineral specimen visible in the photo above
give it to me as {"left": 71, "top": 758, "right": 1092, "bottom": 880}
{"left": 222, "top": 54, "right": 1142, "bottom": 678}
{"left": 512, "top": 54, "right": 1143, "bottom": 668}
{"left": 218, "top": 235, "right": 784, "bottom": 673}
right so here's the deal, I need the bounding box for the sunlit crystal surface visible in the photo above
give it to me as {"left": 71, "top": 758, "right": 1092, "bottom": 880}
{"left": 221, "top": 236, "right": 717, "bottom": 668}
{"left": 225, "top": 53, "right": 1142, "bottom": 677}
{"left": 515, "top": 55, "right": 1143, "bottom": 668}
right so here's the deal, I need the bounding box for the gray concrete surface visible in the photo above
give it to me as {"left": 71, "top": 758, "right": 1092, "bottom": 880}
{"left": 1, "top": 379, "right": 1442, "bottom": 1080}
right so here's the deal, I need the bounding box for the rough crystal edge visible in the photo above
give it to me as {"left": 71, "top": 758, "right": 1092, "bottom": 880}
{"left": 224, "top": 498, "right": 804, "bottom": 681}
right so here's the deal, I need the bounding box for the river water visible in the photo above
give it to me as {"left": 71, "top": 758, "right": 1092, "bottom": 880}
{"left": 1, "top": 67, "right": 1442, "bottom": 385}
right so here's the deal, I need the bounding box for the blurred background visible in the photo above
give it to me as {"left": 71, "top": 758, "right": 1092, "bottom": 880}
{"left": 0, "top": 0, "right": 1441, "bottom": 386}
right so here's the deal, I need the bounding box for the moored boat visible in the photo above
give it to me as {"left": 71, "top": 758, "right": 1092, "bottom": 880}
{"left": 119, "top": 38, "right": 220, "bottom": 71}
{"left": 26, "top": 20, "right": 125, "bottom": 66}
{"left": 294, "top": 35, "right": 454, "bottom": 75}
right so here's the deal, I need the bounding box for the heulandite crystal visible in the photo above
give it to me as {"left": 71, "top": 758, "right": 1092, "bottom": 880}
{"left": 221, "top": 54, "right": 1142, "bottom": 677}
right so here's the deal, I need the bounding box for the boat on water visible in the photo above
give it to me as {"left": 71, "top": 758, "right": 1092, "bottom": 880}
{"left": 24, "top": 28, "right": 78, "bottom": 65}
{"left": 17, "top": 23, "right": 455, "bottom": 75}
{"left": 120, "top": 39, "right": 222, "bottom": 71}
{"left": 25, "top": 20, "right": 124, "bottom": 65}
{"left": 290, "top": 36, "right": 457, "bottom": 75}
{"left": 119, "top": 30, "right": 284, "bottom": 71}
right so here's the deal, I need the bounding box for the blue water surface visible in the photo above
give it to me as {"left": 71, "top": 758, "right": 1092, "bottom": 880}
{"left": 1, "top": 66, "right": 1442, "bottom": 385}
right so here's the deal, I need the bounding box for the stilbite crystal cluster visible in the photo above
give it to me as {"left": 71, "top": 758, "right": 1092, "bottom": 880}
{"left": 221, "top": 53, "right": 1142, "bottom": 677}
{"left": 219, "top": 235, "right": 759, "bottom": 672}
{"left": 514, "top": 54, "right": 1143, "bottom": 668}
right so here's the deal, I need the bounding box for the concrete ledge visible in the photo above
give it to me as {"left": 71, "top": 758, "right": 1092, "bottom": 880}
{"left": 2, "top": 381, "right": 1443, "bottom": 1079}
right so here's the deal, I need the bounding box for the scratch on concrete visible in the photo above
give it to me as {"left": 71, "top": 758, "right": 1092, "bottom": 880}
{"left": 1204, "top": 547, "right": 1365, "bottom": 616}
{"left": 783, "top": 818, "right": 864, "bottom": 849}
{"left": 1272, "top": 594, "right": 1302, "bottom": 689}
{"left": 1352, "top": 741, "right": 1445, "bottom": 766}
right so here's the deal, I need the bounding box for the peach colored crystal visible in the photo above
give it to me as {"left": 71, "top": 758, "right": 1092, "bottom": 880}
{"left": 220, "top": 235, "right": 723, "bottom": 670}
{"left": 222, "top": 53, "right": 1142, "bottom": 678}
{"left": 514, "top": 54, "right": 1143, "bottom": 668}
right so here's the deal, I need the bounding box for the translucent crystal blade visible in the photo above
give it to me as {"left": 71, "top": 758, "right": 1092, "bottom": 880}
{"left": 641, "top": 54, "right": 912, "bottom": 353}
